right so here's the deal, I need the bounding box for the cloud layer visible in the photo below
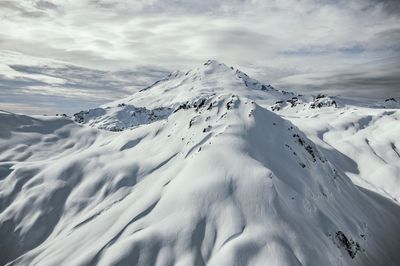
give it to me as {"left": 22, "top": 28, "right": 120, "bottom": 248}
{"left": 0, "top": 0, "right": 399, "bottom": 113}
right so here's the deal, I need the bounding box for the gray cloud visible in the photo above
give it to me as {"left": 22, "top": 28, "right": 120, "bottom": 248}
{"left": 34, "top": 0, "right": 60, "bottom": 11}
{"left": 281, "top": 43, "right": 366, "bottom": 56}
{"left": 275, "top": 56, "right": 400, "bottom": 99}
{"left": 0, "top": 1, "right": 46, "bottom": 18}
{"left": 0, "top": 0, "right": 399, "bottom": 113}
{"left": 366, "top": 0, "right": 400, "bottom": 15}
{"left": 0, "top": 61, "right": 169, "bottom": 115}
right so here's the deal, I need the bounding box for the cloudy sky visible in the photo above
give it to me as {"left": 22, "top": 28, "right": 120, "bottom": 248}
{"left": 1, "top": 0, "right": 399, "bottom": 114}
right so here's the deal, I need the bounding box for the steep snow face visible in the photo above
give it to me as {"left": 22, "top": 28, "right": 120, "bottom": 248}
{"left": 1, "top": 91, "right": 400, "bottom": 266}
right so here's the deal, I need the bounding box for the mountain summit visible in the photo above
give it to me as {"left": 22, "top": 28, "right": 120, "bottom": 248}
{"left": 107, "top": 59, "right": 282, "bottom": 109}
{"left": 73, "top": 60, "right": 289, "bottom": 131}
{"left": 1, "top": 62, "right": 400, "bottom": 266}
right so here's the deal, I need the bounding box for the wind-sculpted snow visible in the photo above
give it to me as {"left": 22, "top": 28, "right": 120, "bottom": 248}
{"left": 1, "top": 61, "right": 400, "bottom": 266}
{"left": 281, "top": 107, "right": 400, "bottom": 202}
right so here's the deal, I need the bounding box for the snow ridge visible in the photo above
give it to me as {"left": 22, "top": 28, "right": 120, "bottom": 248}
{"left": 0, "top": 61, "right": 400, "bottom": 266}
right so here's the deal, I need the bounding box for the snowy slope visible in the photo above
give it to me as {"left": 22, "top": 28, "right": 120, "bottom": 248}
{"left": 71, "top": 60, "right": 400, "bottom": 203}
{"left": 1, "top": 61, "right": 400, "bottom": 266}
{"left": 278, "top": 105, "right": 400, "bottom": 202}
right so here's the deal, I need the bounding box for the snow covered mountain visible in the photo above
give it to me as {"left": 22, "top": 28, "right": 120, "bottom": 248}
{"left": 1, "top": 60, "right": 400, "bottom": 266}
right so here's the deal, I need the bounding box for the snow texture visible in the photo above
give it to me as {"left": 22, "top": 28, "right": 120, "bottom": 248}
{"left": 1, "top": 60, "right": 400, "bottom": 266}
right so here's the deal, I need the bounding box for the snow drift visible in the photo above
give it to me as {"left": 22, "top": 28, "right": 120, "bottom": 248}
{"left": 1, "top": 60, "right": 400, "bottom": 266}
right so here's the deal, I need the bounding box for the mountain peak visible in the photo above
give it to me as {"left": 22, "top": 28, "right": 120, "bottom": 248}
{"left": 103, "top": 61, "right": 284, "bottom": 112}
{"left": 192, "top": 59, "right": 235, "bottom": 76}
{"left": 203, "top": 59, "right": 231, "bottom": 69}
{"left": 160, "top": 60, "right": 234, "bottom": 83}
